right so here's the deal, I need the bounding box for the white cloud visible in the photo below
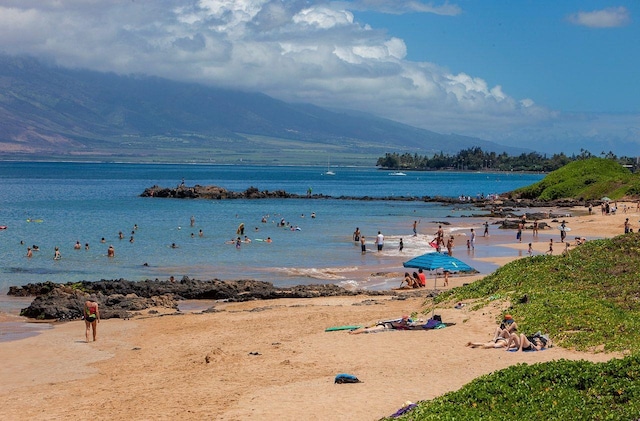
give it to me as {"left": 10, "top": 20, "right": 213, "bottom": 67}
{"left": 343, "top": 0, "right": 462, "bottom": 16}
{"left": 293, "top": 6, "right": 354, "bottom": 29}
{"left": 0, "top": 0, "right": 636, "bottom": 155}
{"left": 567, "top": 6, "right": 631, "bottom": 28}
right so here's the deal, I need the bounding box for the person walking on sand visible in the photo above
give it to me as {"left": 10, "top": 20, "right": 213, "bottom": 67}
{"left": 84, "top": 298, "right": 100, "bottom": 342}
{"left": 517, "top": 221, "right": 523, "bottom": 243}
{"left": 547, "top": 238, "right": 553, "bottom": 255}
{"left": 624, "top": 218, "right": 630, "bottom": 234}
{"left": 436, "top": 225, "right": 444, "bottom": 247}
{"left": 528, "top": 243, "right": 533, "bottom": 256}
{"left": 532, "top": 220, "right": 539, "bottom": 236}
{"left": 446, "top": 236, "right": 454, "bottom": 256}
{"left": 483, "top": 221, "right": 489, "bottom": 237}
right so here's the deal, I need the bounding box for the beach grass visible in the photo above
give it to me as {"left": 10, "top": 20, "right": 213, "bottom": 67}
{"left": 387, "top": 355, "right": 640, "bottom": 420}
{"left": 385, "top": 233, "right": 640, "bottom": 420}
{"left": 512, "top": 157, "right": 640, "bottom": 201}
{"left": 436, "top": 233, "right": 640, "bottom": 353}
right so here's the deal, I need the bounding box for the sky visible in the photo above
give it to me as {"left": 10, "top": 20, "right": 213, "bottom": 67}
{"left": 0, "top": 0, "right": 638, "bottom": 156}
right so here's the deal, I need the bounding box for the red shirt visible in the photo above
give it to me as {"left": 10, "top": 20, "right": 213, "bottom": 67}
{"left": 418, "top": 273, "right": 426, "bottom": 287}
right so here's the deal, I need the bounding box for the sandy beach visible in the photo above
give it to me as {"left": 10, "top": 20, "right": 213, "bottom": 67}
{"left": 0, "top": 202, "right": 635, "bottom": 420}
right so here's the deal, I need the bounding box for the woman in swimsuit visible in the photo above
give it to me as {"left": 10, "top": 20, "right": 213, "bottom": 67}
{"left": 84, "top": 299, "right": 100, "bottom": 342}
{"left": 505, "top": 332, "right": 550, "bottom": 351}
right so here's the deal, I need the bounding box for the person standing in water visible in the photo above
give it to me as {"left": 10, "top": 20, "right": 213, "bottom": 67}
{"left": 84, "top": 298, "right": 100, "bottom": 342}
{"left": 353, "top": 227, "right": 361, "bottom": 243}
{"left": 360, "top": 235, "right": 366, "bottom": 254}
{"left": 398, "top": 238, "right": 404, "bottom": 252}
{"left": 376, "top": 231, "right": 384, "bottom": 252}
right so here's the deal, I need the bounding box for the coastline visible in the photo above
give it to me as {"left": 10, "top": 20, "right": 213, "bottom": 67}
{"left": 0, "top": 203, "right": 635, "bottom": 420}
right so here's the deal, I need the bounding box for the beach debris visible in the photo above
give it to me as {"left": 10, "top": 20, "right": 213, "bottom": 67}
{"left": 334, "top": 373, "right": 361, "bottom": 384}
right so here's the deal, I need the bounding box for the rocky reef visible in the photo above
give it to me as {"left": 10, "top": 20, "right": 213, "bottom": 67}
{"left": 8, "top": 278, "right": 421, "bottom": 321}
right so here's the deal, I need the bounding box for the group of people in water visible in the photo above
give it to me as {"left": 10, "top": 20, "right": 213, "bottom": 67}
{"left": 466, "top": 314, "right": 551, "bottom": 352}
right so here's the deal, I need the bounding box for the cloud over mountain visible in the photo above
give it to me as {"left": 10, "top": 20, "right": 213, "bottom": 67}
{"left": 0, "top": 1, "right": 637, "bottom": 155}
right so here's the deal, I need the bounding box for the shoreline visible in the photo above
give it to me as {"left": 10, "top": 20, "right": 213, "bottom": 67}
{"left": 0, "top": 203, "right": 640, "bottom": 420}
{"left": 0, "top": 203, "right": 636, "bottom": 419}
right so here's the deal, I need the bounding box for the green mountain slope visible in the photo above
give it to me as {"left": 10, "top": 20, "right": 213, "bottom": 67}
{"left": 0, "top": 55, "right": 528, "bottom": 164}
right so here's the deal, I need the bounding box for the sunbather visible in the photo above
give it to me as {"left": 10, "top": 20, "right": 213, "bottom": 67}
{"left": 505, "top": 332, "right": 551, "bottom": 351}
{"left": 466, "top": 337, "right": 515, "bottom": 349}
{"left": 349, "top": 315, "right": 413, "bottom": 334}
{"left": 493, "top": 314, "right": 518, "bottom": 341}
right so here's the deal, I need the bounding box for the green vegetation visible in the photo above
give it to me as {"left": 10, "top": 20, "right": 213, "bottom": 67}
{"left": 386, "top": 234, "right": 640, "bottom": 420}
{"left": 512, "top": 157, "right": 640, "bottom": 201}
{"left": 376, "top": 147, "right": 637, "bottom": 173}
{"left": 437, "top": 234, "right": 640, "bottom": 352}
{"left": 388, "top": 356, "right": 640, "bottom": 420}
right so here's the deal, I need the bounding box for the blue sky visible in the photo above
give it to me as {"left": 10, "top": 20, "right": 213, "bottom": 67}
{"left": 0, "top": 1, "right": 638, "bottom": 155}
{"left": 364, "top": 1, "right": 637, "bottom": 114}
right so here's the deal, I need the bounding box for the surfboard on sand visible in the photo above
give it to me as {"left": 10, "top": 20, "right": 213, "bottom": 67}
{"left": 325, "top": 325, "right": 362, "bottom": 332}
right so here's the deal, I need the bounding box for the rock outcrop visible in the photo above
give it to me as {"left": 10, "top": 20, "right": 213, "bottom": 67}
{"left": 9, "top": 277, "right": 414, "bottom": 321}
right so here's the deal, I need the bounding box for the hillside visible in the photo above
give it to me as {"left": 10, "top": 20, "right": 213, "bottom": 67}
{"left": 510, "top": 157, "right": 640, "bottom": 201}
{"left": 387, "top": 233, "right": 640, "bottom": 420}
{"left": 0, "top": 55, "right": 528, "bottom": 165}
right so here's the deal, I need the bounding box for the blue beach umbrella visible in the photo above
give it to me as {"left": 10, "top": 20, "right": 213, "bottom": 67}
{"left": 403, "top": 252, "right": 476, "bottom": 273}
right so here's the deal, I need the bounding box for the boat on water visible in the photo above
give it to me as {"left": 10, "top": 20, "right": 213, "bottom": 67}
{"left": 388, "top": 172, "right": 407, "bottom": 176}
{"left": 324, "top": 158, "right": 335, "bottom": 176}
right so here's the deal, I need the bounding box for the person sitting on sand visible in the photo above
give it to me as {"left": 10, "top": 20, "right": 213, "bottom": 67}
{"left": 412, "top": 272, "right": 422, "bottom": 288}
{"left": 399, "top": 272, "right": 419, "bottom": 289}
{"left": 505, "top": 332, "right": 550, "bottom": 351}
{"left": 493, "top": 314, "right": 518, "bottom": 341}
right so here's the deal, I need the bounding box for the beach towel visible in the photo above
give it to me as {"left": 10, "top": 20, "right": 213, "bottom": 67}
{"left": 390, "top": 403, "right": 418, "bottom": 418}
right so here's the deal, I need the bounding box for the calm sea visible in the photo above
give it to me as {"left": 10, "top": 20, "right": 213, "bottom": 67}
{"left": 0, "top": 162, "right": 543, "bottom": 304}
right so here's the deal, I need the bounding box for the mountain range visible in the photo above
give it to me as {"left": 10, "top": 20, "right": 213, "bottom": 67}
{"left": 0, "top": 55, "right": 528, "bottom": 165}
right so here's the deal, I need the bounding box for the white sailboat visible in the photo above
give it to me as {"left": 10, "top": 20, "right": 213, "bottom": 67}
{"left": 325, "top": 157, "right": 335, "bottom": 176}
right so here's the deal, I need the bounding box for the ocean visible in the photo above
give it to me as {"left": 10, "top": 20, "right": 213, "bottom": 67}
{"left": 0, "top": 162, "right": 543, "bottom": 311}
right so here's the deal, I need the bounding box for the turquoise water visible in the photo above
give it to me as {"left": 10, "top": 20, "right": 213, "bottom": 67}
{"left": 0, "top": 162, "right": 543, "bottom": 297}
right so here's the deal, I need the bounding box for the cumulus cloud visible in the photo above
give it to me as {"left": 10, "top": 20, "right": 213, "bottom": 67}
{"left": 567, "top": 6, "right": 631, "bottom": 28}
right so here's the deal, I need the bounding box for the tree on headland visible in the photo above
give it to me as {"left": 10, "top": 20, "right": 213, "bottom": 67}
{"left": 376, "top": 147, "right": 637, "bottom": 173}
